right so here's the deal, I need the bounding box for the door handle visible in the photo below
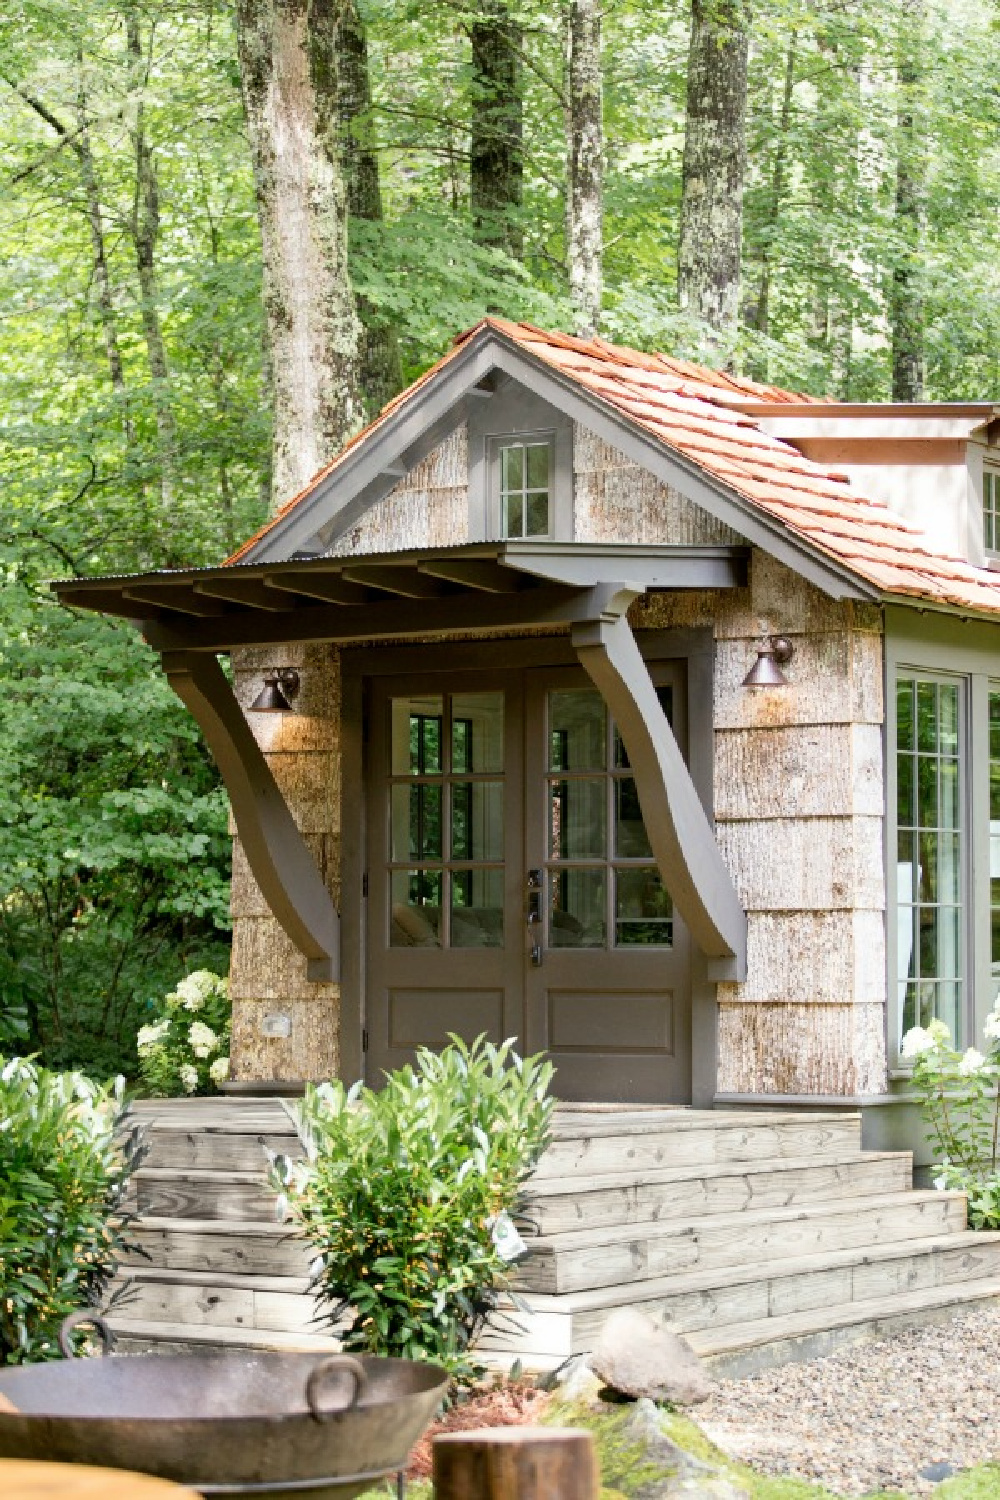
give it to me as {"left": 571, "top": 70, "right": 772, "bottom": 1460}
{"left": 526, "top": 869, "right": 543, "bottom": 966}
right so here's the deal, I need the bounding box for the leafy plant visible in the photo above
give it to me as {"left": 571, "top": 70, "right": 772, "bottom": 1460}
{"left": 136, "top": 969, "right": 231, "bottom": 1096}
{"left": 273, "top": 1035, "right": 554, "bottom": 1381}
{"left": 0, "top": 1056, "right": 144, "bottom": 1364}
{"left": 902, "top": 1003, "right": 1000, "bottom": 1228}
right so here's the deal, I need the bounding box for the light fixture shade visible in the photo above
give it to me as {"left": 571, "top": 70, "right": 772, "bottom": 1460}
{"left": 250, "top": 668, "right": 300, "bottom": 713}
{"left": 742, "top": 636, "right": 794, "bottom": 689}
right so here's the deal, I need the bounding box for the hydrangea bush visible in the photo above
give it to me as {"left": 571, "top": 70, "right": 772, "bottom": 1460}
{"left": 137, "top": 970, "right": 231, "bottom": 1096}
{"left": 902, "top": 1001, "right": 1000, "bottom": 1227}
{"left": 271, "top": 1034, "right": 554, "bottom": 1382}
{"left": 0, "top": 1057, "right": 143, "bottom": 1363}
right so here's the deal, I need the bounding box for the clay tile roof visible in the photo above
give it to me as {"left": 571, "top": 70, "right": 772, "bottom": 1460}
{"left": 228, "top": 317, "right": 1000, "bottom": 619}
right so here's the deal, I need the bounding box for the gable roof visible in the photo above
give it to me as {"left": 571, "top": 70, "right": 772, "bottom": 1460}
{"left": 229, "top": 318, "right": 1000, "bottom": 620}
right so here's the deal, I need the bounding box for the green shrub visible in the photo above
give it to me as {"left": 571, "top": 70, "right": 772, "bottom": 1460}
{"left": 136, "top": 969, "right": 231, "bottom": 1096}
{"left": 903, "top": 1004, "right": 1000, "bottom": 1227}
{"left": 273, "top": 1035, "right": 554, "bottom": 1381}
{"left": 0, "top": 1057, "right": 143, "bottom": 1364}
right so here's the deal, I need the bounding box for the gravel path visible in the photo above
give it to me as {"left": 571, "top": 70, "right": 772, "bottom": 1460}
{"left": 697, "top": 1307, "right": 1000, "bottom": 1496}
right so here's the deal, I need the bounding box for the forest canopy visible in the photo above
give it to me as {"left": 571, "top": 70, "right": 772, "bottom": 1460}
{"left": 2, "top": 0, "right": 997, "bottom": 1072}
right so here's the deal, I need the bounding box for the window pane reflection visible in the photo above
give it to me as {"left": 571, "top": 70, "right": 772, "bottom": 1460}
{"left": 451, "top": 869, "right": 504, "bottom": 948}
{"left": 391, "top": 695, "right": 443, "bottom": 775}
{"left": 390, "top": 870, "right": 442, "bottom": 947}
{"left": 549, "top": 691, "right": 605, "bottom": 771}
{"left": 549, "top": 778, "right": 606, "bottom": 860}
{"left": 549, "top": 868, "right": 606, "bottom": 947}
{"left": 615, "top": 868, "right": 672, "bottom": 947}
{"left": 451, "top": 781, "right": 503, "bottom": 861}
{"left": 451, "top": 693, "right": 503, "bottom": 773}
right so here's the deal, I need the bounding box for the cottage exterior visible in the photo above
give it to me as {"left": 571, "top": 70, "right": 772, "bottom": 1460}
{"left": 57, "top": 319, "right": 1000, "bottom": 1159}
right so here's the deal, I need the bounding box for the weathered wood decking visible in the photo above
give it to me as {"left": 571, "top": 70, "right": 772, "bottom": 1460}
{"left": 112, "top": 1099, "right": 1000, "bottom": 1377}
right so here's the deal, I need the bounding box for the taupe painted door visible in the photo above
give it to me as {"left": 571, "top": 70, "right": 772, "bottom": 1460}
{"left": 365, "top": 662, "right": 691, "bottom": 1102}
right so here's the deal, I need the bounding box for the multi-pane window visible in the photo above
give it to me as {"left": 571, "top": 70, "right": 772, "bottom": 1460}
{"left": 984, "top": 471, "right": 1000, "bottom": 554}
{"left": 546, "top": 688, "right": 673, "bottom": 949}
{"left": 896, "top": 676, "right": 964, "bottom": 1043}
{"left": 388, "top": 692, "right": 504, "bottom": 948}
{"left": 990, "top": 689, "right": 1000, "bottom": 1005}
{"left": 498, "top": 440, "right": 552, "bottom": 539}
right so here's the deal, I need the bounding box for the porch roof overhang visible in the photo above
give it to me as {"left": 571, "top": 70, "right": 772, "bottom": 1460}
{"left": 52, "top": 541, "right": 749, "bottom": 650}
{"left": 52, "top": 540, "right": 748, "bottom": 989}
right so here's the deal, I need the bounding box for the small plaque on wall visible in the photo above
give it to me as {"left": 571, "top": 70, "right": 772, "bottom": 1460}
{"left": 261, "top": 1011, "right": 292, "bottom": 1039}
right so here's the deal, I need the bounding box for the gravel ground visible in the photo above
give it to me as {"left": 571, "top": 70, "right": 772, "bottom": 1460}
{"left": 697, "top": 1306, "right": 1000, "bottom": 1496}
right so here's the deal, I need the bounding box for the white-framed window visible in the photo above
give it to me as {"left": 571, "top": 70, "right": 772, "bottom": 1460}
{"left": 492, "top": 434, "right": 554, "bottom": 540}
{"left": 984, "top": 469, "right": 1000, "bottom": 553}
{"left": 895, "top": 672, "right": 965, "bottom": 1046}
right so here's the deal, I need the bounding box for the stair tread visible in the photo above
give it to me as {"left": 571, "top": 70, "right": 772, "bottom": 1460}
{"left": 105, "top": 1317, "right": 339, "bottom": 1352}
{"left": 687, "top": 1275, "right": 1000, "bottom": 1358}
{"left": 134, "top": 1166, "right": 275, "bottom": 1183}
{"left": 116, "top": 1266, "right": 311, "bottom": 1294}
{"left": 515, "top": 1231, "right": 1000, "bottom": 1312}
{"left": 547, "top": 1108, "right": 859, "bottom": 1140}
{"left": 133, "top": 1215, "right": 294, "bottom": 1237}
{"left": 522, "top": 1189, "right": 964, "bottom": 1252}
{"left": 522, "top": 1149, "right": 910, "bottom": 1197}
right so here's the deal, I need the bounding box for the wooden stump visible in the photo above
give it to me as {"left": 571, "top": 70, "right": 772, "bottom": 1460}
{"left": 432, "top": 1426, "right": 598, "bottom": 1500}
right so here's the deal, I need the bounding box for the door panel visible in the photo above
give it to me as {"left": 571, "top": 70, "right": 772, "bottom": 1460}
{"left": 364, "top": 659, "right": 692, "bottom": 1102}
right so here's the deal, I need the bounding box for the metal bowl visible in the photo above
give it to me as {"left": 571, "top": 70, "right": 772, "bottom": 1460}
{"left": 0, "top": 1316, "right": 447, "bottom": 1499}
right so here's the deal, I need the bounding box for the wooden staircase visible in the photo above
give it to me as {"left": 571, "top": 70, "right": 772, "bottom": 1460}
{"left": 111, "top": 1099, "right": 1000, "bottom": 1376}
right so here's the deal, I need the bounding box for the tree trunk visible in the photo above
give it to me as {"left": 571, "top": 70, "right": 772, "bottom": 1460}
{"left": 891, "top": 0, "right": 925, "bottom": 401}
{"left": 235, "top": 0, "right": 363, "bottom": 511}
{"left": 469, "top": 0, "right": 523, "bottom": 258}
{"left": 677, "top": 0, "right": 749, "bottom": 346}
{"left": 566, "top": 0, "right": 603, "bottom": 338}
{"left": 127, "top": 12, "right": 176, "bottom": 547}
{"left": 338, "top": 0, "right": 403, "bottom": 416}
{"left": 746, "top": 36, "right": 795, "bottom": 346}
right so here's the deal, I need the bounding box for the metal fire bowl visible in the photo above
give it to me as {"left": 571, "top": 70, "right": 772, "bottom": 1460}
{"left": 0, "top": 1324, "right": 447, "bottom": 1500}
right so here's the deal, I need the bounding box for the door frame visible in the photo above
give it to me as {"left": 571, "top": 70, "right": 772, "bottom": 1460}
{"left": 340, "top": 626, "right": 719, "bottom": 1102}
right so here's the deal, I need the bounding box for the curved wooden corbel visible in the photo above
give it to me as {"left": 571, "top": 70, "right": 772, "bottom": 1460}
{"left": 571, "top": 609, "right": 747, "bottom": 982}
{"left": 161, "top": 650, "right": 339, "bottom": 982}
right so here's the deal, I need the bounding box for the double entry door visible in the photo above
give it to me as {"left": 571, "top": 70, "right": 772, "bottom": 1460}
{"left": 364, "top": 661, "right": 692, "bottom": 1102}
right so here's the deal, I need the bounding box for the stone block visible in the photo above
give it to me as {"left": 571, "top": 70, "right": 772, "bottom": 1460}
{"left": 716, "top": 1000, "right": 888, "bottom": 1096}
{"left": 714, "top": 723, "right": 883, "bottom": 820}
{"left": 715, "top": 817, "right": 884, "bottom": 913}
{"left": 726, "top": 911, "right": 885, "bottom": 1005}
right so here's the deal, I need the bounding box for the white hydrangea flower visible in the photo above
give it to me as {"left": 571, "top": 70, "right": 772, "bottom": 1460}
{"left": 175, "top": 970, "right": 218, "bottom": 1012}
{"left": 927, "top": 1018, "right": 952, "bottom": 1044}
{"left": 985, "top": 1012, "right": 1000, "bottom": 1042}
{"left": 188, "top": 1022, "right": 218, "bottom": 1059}
{"left": 178, "top": 1063, "right": 199, "bottom": 1094}
{"left": 900, "top": 1026, "right": 936, "bottom": 1059}
{"left": 137, "top": 1020, "right": 171, "bottom": 1054}
{"left": 209, "top": 1057, "right": 230, "bottom": 1085}
{"left": 933, "top": 1173, "right": 949, "bottom": 1192}
{"left": 959, "top": 1048, "right": 986, "bottom": 1075}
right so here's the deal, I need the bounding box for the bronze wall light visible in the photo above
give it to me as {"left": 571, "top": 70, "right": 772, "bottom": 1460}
{"left": 250, "top": 668, "right": 300, "bottom": 713}
{"left": 742, "top": 636, "right": 794, "bottom": 688}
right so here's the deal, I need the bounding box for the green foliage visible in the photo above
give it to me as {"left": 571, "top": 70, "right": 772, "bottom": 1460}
{"left": 274, "top": 1035, "right": 554, "bottom": 1382}
{"left": 0, "top": 581, "right": 231, "bottom": 1079}
{"left": 902, "top": 1006, "right": 1000, "bottom": 1228}
{"left": 137, "top": 969, "right": 231, "bottom": 1096}
{"left": 0, "top": 1055, "right": 143, "bottom": 1365}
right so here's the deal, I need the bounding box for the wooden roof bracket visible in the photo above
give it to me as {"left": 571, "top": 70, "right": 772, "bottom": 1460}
{"left": 161, "top": 650, "right": 339, "bottom": 982}
{"left": 570, "top": 592, "right": 747, "bottom": 982}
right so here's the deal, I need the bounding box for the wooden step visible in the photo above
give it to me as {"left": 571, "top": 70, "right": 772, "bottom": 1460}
{"left": 133, "top": 1167, "right": 278, "bottom": 1222}
{"left": 535, "top": 1110, "right": 861, "bottom": 1179}
{"left": 481, "top": 1234, "right": 1000, "bottom": 1360}
{"left": 690, "top": 1275, "right": 1000, "bottom": 1379}
{"left": 112, "top": 1266, "right": 317, "bottom": 1333}
{"left": 521, "top": 1151, "right": 912, "bottom": 1235}
{"left": 140, "top": 1129, "right": 302, "bottom": 1172}
{"left": 517, "top": 1189, "right": 969, "bottom": 1293}
{"left": 105, "top": 1316, "right": 341, "bottom": 1357}
{"left": 123, "top": 1217, "right": 312, "bottom": 1276}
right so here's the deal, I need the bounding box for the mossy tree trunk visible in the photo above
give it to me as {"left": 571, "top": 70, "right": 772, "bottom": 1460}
{"left": 566, "top": 0, "right": 603, "bottom": 338}
{"left": 677, "top": 0, "right": 749, "bottom": 348}
{"left": 235, "top": 0, "right": 363, "bottom": 511}
{"left": 891, "top": 0, "right": 925, "bottom": 401}
{"left": 469, "top": 0, "right": 523, "bottom": 259}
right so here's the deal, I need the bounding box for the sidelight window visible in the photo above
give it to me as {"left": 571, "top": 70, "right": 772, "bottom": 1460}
{"left": 492, "top": 436, "right": 554, "bottom": 540}
{"left": 896, "top": 675, "right": 965, "bottom": 1044}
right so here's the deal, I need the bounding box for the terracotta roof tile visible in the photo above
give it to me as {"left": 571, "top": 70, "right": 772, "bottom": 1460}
{"left": 228, "top": 317, "right": 1000, "bottom": 619}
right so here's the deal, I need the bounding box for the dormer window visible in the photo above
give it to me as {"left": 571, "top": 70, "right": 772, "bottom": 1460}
{"left": 494, "top": 436, "right": 554, "bottom": 539}
{"left": 985, "top": 468, "right": 1000, "bottom": 554}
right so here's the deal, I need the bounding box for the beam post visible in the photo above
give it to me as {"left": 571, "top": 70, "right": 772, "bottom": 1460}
{"left": 161, "top": 650, "right": 339, "bottom": 980}
{"left": 571, "top": 604, "right": 747, "bottom": 981}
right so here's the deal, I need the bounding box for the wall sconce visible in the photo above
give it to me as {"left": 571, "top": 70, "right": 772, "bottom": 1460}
{"left": 250, "top": 668, "right": 300, "bottom": 713}
{"left": 742, "top": 636, "right": 794, "bottom": 688}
